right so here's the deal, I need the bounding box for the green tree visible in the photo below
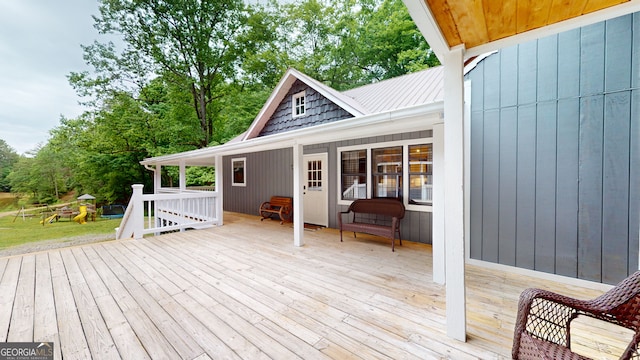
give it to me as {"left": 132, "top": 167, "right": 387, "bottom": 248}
{"left": 7, "top": 144, "right": 69, "bottom": 204}
{"left": 0, "top": 139, "right": 19, "bottom": 192}
{"left": 71, "top": 0, "right": 249, "bottom": 148}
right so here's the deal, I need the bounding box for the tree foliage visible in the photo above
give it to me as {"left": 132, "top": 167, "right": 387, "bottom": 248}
{"left": 0, "top": 139, "right": 19, "bottom": 192}
{"left": 9, "top": 0, "right": 439, "bottom": 205}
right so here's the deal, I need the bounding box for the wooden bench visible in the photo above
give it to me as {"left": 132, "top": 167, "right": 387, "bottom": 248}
{"left": 337, "top": 198, "right": 405, "bottom": 251}
{"left": 259, "top": 196, "right": 293, "bottom": 224}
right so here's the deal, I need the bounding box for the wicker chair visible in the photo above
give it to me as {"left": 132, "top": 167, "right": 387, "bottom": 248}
{"left": 512, "top": 271, "right": 640, "bottom": 359}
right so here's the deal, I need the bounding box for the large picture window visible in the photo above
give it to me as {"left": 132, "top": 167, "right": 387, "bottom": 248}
{"left": 341, "top": 150, "right": 367, "bottom": 200}
{"left": 338, "top": 139, "right": 433, "bottom": 211}
{"left": 372, "top": 146, "right": 403, "bottom": 199}
{"left": 408, "top": 144, "right": 432, "bottom": 205}
{"left": 231, "top": 157, "right": 246, "bottom": 187}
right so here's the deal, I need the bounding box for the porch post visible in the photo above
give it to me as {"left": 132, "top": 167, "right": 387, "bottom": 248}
{"left": 132, "top": 184, "right": 144, "bottom": 240}
{"left": 154, "top": 166, "right": 161, "bottom": 193}
{"left": 292, "top": 143, "right": 305, "bottom": 246}
{"left": 215, "top": 155, "right": 224, "bottom": 226}
{"left": 432, "top": 122, "right": 445, "bottom": 284}
{"left": 443, "top": 45, "right": 466, "bottom": 341}
{"left": 179, "top": 159, "right": 186, "bottom": 192}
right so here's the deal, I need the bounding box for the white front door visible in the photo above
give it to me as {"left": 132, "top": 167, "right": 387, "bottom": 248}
{"left": 303, "top": 153, "right": 328, "bottom": 227}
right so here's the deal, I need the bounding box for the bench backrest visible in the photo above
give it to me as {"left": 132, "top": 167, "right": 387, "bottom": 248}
{"left": 270, "top": 196, "right": 292, "bottom": 207}
{"left": 348, "top": 198, "right": 405, "bottom": 219}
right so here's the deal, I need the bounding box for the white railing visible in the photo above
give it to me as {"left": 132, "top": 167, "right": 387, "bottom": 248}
{"left": 116, "top": 184, "right": 218, "bottom": 240}
{"left": 342, "top": 181, "right": 367, "bottom": 200}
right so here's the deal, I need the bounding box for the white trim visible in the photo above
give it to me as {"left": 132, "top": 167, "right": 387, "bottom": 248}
{"left": 443, "top": 45, "right": 466, "bottom": 341}
{"left": 336, "top": 137, "right": 434, "bottom": 212}
{"left": 231, "top": 157, "right": 246, "bottom": 187}
{"left": 293, "top": 143, "right": 305, "bottom": 247}
{"left": 432, "top": 122, "right": 445, "bottom": 285}
{"left": 215, "top": 155, "right": 224, "bottom": 226}
{"left": 463, "top": 80, "right": 472, "bottom": 263}
{"left": 466, "top": 258, "right": 614, "bottom": 293}
{"left": 292, "top": 90, "right": 306, "bottom": 118}
{"left": 141, "top": 102, "right": 444, "bottom": 167}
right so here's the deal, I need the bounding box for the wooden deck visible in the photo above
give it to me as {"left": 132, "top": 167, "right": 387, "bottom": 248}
{"left": 0, "top": 212, "right": 629, "bottom": 359}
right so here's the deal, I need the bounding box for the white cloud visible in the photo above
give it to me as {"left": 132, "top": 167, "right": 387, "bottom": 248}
{"left": 0, "top": 0, "right": 101, "bottom": 155}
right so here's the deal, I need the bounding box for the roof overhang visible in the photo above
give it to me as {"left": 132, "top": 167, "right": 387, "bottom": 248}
{"left": 403, "top": 0, "right": 640, "bottom": 60}
{"left": 243, "top": 68, "right": 369, "bottom": 140}
{"left": 141, "top": 101, "right": 444, "bottom": 167}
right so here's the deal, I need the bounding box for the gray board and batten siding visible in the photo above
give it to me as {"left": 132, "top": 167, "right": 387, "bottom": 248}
{"left": 223, "top": 130, "right": 434, "bottom": 245}
{"left": 466, "top": 13, "right": 640, "bottom": 285}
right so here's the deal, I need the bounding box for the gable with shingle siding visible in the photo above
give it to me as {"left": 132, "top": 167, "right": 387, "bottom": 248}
{"left": 259, "top": 80, "right": 353, "bottom": 137}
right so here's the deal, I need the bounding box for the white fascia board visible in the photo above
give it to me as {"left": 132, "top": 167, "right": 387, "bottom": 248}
{"left": 402, "top": 0, "right": 450, "bottom": 61}
{"left": 140, "top": 101, "right": 444, "bottom": 166}
{"left": 243, "top": 69, "right": 298, "bottom": 140}
{"left": 465, "top": 1, "right": 640, "bottom": 58}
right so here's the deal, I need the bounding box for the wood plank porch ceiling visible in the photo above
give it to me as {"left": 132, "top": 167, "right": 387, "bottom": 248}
{"left": 0, "top": 212, "right": 629, "bottom": 359}
{"left": 425, "top": 0, "right": 629, "bottom": 49}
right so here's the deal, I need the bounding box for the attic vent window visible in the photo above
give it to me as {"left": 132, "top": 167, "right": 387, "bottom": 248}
{"left": 292, "top": 91, "right": 306, "bottom": 117}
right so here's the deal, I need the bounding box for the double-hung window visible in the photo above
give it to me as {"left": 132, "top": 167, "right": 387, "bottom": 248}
{"left": 340, "top": 150, "right": 367, "bottom": 200}
{"left": 292, "top": 91, "right": 306, "bottom": 117}
{"left": 408, "top": 144, "right": 432, "bottom": 205}
{"left": 372, "top": 146, "right": 403, "bottom": 199}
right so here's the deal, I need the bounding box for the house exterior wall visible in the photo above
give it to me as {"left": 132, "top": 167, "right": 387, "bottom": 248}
{"left": 223, "top": 148, "right": 293, "bottom": 215}
{"left": 467, "top": 13, "right": 640, "bottom": 284}
{"left": 259, "top": 80, "right": 353, "bottom": 136}
{"left": 222, "top": 130, "right": 434, "bottom": 245}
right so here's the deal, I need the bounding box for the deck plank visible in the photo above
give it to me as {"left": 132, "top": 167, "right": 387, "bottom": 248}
{"left": 0, "top": 212, "right": 628, "bottom": 359}
{"left": 60, "top": 249, "right": 120, "bottom": 359}
{"left": 0, "top": 257, "right": 21, "bottom": 342}
{"left": 77, "top": 247, "right": 150, "bottom": 360}
{"left": 33, "top": 253, "right": 62, "bottom": 360}
{"left": 49, "top": 251, "right": 92, "bottom": 360}
{"left": 96, "top": 243, "right": 203, "bottom": 359}
{"left": 8, "top": 254, "right": 34, "bottom": 341}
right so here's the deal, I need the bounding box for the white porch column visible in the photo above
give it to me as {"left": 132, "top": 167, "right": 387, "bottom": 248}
{"left": 132, "top": 184, "right": 144, "bottom": 240}
{"left": 443, "top": 45, "right": 466, "bottom": 341}
{"left": 179, "top": 160, "right": 186, "bottom": 192}
{"left": 432, "top": 121, "right": 445, "bottom": 284}
{"left": 215, "top": 155, "right": 224, "bottom": 226}
{"left": 292, "top": 143, "right": 304, "bottom": 247}
{"left": 154, "top": 166, "right": 161, "bottom": 193}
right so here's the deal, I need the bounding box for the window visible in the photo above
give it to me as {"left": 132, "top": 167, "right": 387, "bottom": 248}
{"left": 372, "top": 146, "right": 403, "bottom": 199}
{"left": 337, "top": 139, "right": 433, "bottom": 211}
{"left": 292, "top": 91, "right": 306, "bottom": 117}
{"left": 408, "top": 144, "right": 432, "bottom": 205}
{"left": 308, "top": 159, "right": 322, "bottom": 191}
{"left": 231, "top": 158, "right": 246, "bottom": 187}
{"left": 341, "top": 150, "right": 367, "bottom": 200}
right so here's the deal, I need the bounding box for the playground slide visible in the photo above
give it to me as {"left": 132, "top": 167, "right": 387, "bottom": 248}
{"left": 74, "top": 205, "right": 87, "bottom": 224}
{"left": 39, "top": 213, "right": 59, "bottom": 224}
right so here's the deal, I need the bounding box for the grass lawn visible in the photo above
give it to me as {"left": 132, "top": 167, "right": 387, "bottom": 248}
{"left": 0, "top": 211, "right": 120, "bottom": 250}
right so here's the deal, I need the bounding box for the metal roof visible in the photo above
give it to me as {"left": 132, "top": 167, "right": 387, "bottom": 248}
{"left": 342, "top": 66, "right": 444, "bottom": 114}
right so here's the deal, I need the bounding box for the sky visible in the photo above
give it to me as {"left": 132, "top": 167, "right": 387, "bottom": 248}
{"left": 0, "top": 1, "right": 102, "bottom": 155}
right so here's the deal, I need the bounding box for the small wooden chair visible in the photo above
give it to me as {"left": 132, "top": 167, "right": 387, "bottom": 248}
{"left": 512, "top": 271, "right": 640, "bottom": 359}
